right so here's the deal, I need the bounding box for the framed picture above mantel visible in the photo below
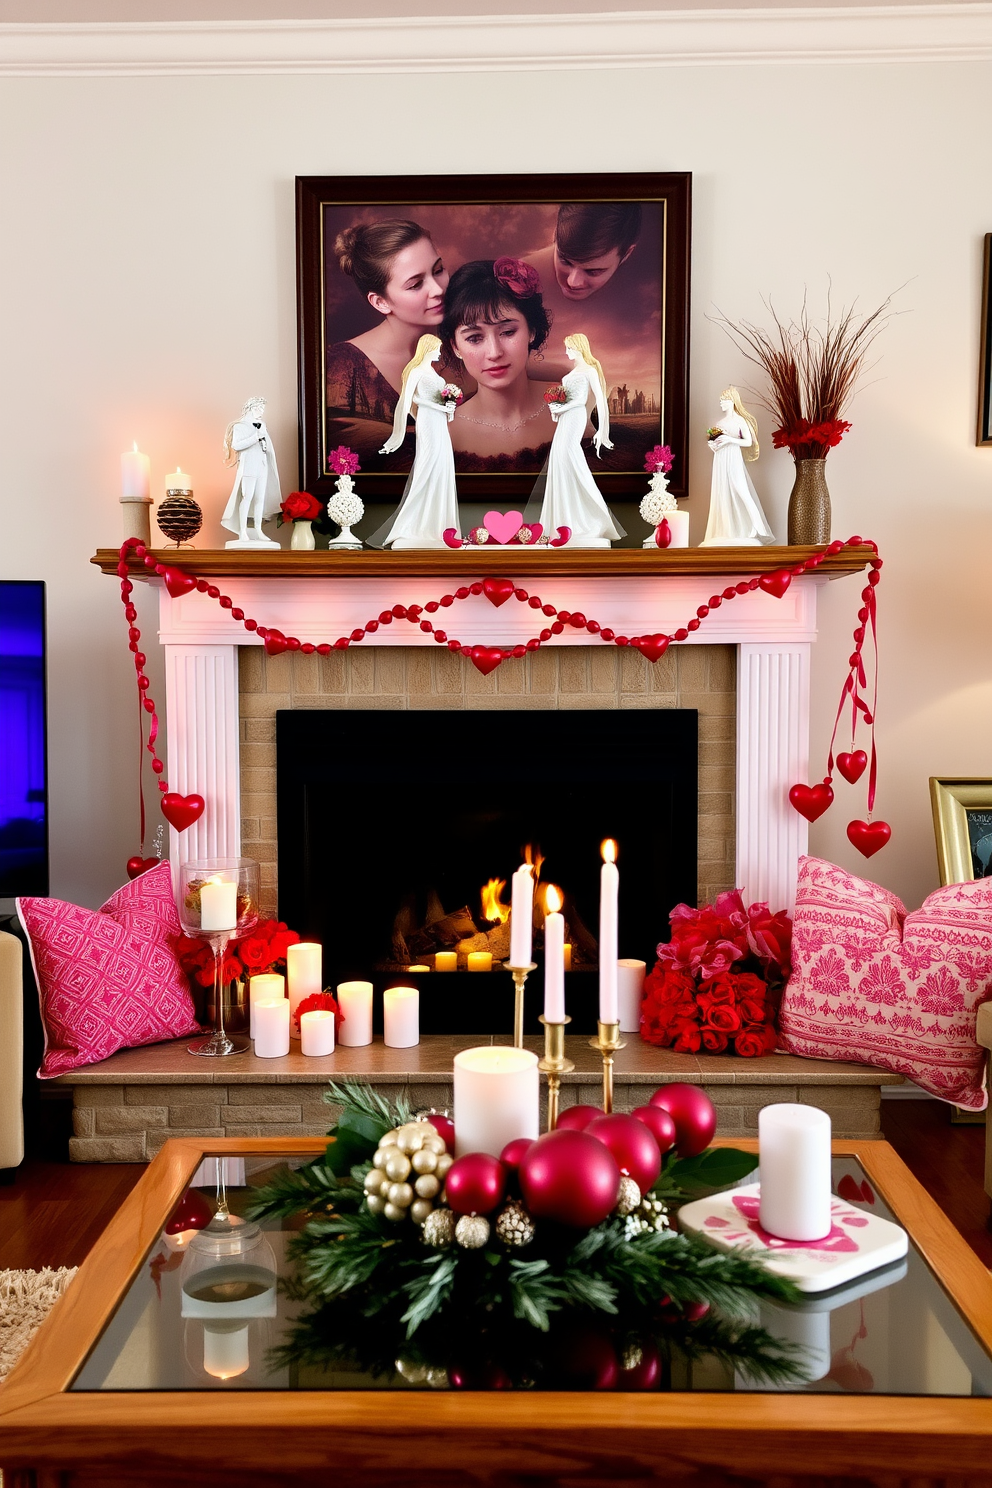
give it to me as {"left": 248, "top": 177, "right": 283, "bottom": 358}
{"left": 296, "top": 172, "right": 691, "bottom": 504}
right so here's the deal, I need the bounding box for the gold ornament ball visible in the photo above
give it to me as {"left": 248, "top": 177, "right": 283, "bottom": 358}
{"left": 383, "top": 1202, "right": 407, "bottom": 1223}
{"left": 387, "top": 1182, "right": 414, "bottom": 1209}
{"left": 379, "top": 1130, "right": 399, "bottom": 1146}
{"left": 435, "top": 1152, "right": 453, "bottom": 1179}
{"left": 414, "top": 1173, "right": 439, "bottom": 1200}
{"left": 422, "top": 1134, "right": 446, "bottom": 1156}
{"left": 410, "top": 1198, "right": 433, "bottom": 1225}
{"left": 455, "top": 1214, "right": 490, "bottom": 1249}
{"left": 364, "top": 1169, "right": 386, "bottom": 1196}
{"left": 397, "top": 1127, "right": 424, "bottom": 1154}
{"left": 494, "top": 1199, "right": 536, "bottom": 1248}
{"left": 384, "top": 1151, "right": 412, "bottom": 1183}
{"left": 422, "top": 1208, "right": 456, "bottom": 1249}
{"left": 366, "top": 1193, "right": 386, "bottom": 1215}
{"left": 411, "top": 1148, "right": 437, "bottom": 1175}
{"left": 615, "top": 1175, "right": 642, "bottom": 1217}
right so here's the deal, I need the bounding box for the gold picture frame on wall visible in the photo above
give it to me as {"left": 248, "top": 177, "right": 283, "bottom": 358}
{"left": 929, "top": 777, "right": 992, "bottom": 885}
{"left": 978, "top": 233, "right": 992, "bottom": 445}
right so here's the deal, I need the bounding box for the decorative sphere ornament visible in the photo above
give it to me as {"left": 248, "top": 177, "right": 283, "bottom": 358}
{"left": 383, "top": 1202, "right": 406, "bottom": 1222}
{"left": 384, "top": 1150, "right": 412, "bottom": 1183}
{"left": 455, "top": 1213, "right": 490, "bottom": 1249}
{"left": 422, "top": 1208, "right": 456, "bottom": 1249}
{"left": 364, "top": 1169, "right": 386, "bottom": 1196}
{"left": 494, "top": 1198, "right": 536, "bottom": 1248}
{"left": 397, "top": 1126, "right": 425, "bottom": 1154}
{"left": 519, "top": 1130, "right": 621, "bottom": 1230}
{"left": 156, "top": 493, "right": 202, "bottom": 545}
{"left": 649, "top": 1084, "right": 717, "bottom": 1157}
{"left": 499, "top": 1137, "right": 534, "bottom": 1171}
{"left": 326, "top": 481, "right": 364, "bottom": 531}
{"left": 411, "top": 1148, "right": 438, "bottom": 1175}
{"left": 435, "top": 1152, "right": 453, "bottom": 1180}
{"left": 585, "top": 1113, "right": 662, "bottom": 1194}
{"left": 445, "top": 1153, "right": 506, "bottom": 1216}
{"left": 387, "top": 1182, "right": 414, "bottom": 1209}
{"left": 366, "top": 1193, "right": 385, "bottom": 1215}
{"left": 555, "top": 1104, "right": 603, "bottom": 1133}
{"left": 425, "top": 1112, "right": 455, "bottom": 1153}
{"left": 631, "top": 1104, "right": 678, "bottom": 1156}
{"left": 410, "top": 1198, "right": 433, "bottom": 1225}
{"left": 414, "top": 1173, "right": 440, "bottom": 1199}
{"left": 615, "top": 1174, "right": 642, "bottom": 1217}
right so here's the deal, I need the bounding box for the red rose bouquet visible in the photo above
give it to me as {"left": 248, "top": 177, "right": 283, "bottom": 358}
{"left": 278, "top": 490, "right": 322, "bottom": 525}
{"left": 544, "top": 385, "right": 568, "bottom": 405}
{"left": 640, "top": 890, "right": 791, "bottom": 1057}
{"left": 176, "top": 918, "right": 301, "bottom": 989}
{"left": 439, "top": 383, "right": 464, "bottom": 407}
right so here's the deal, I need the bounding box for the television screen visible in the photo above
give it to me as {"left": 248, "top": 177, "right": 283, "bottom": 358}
{"left": 0, "top": 581, "right": 48, "bottom": 897}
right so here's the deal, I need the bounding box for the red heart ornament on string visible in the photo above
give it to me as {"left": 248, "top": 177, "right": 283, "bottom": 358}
{"left": 161, "top": 792, "right": 205, "bottom": 832}
{"left": 263, "top": 630, "right": 290, "bottom": 657}
{"left": 483, "top": 510, "right": 523, "bottom": 546}
{"left": 837, "top": 750, "right": 868, "bottom": 784}
{"left": 788, "top": 782, "right": 834, "bottom": 821}
{"left": 162, "top": 567, "right": 197, "bottom": 599}
{"left": 847, "top": 819, "right": 891, "bottom": 857}
{"left": 637, "top": 634, "right": 670, "bottom": 664}
{"left": 655, "top": 518, "right": 672, "bottom": 549}
{"left": 549, "top": 526, "right": 572, "bottom": 547}
{"left": 126, "top": 856, "right": 158, "bottom": 880}
{"left": 758, "top": 570, "right": 792, "bottom": 599}
{"left": 442, "top": 528, "right": 463, "bottom": 549}
{"left": 482, "top": 577, "right": 515, "bottom": 608}
{"left": 469, "top": 646, "right": 503, "bottom": 676}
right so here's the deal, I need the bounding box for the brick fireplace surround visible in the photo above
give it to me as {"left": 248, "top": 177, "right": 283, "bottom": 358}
{"left": 65, "top": 547, "right": 895, "bottom": 1162}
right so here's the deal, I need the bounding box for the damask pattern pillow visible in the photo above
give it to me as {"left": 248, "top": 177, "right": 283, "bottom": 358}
{"left": 779, "top": 856, "right": 992, "bottom": 1110}
{"left": 17, "top": 861, "right": 200, "bottom": 1078}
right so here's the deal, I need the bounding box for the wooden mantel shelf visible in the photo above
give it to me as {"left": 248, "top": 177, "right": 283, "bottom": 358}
{"left": 93, "top": 542, "right": 873, "bottom": 579}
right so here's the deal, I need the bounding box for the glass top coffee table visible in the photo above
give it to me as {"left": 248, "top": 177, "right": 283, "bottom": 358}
{"left": 2, "top": 1135, "right": 992, "bottom": 1487}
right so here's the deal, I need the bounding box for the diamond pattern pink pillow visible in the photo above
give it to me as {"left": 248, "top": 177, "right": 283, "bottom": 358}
{"left": 779, "top": 856, "right": 992, "bottom": 1110}
{"left": 17, "top": 861, "right": 200, "bottom": 1078}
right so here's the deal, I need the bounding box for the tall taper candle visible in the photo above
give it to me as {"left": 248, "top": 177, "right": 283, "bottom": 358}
{"left": 510, "top": 863, "right": 534, "bottom": 967}
{"left": 598, "top": 839, "right": 619, "bottom": 1023}
{"left": 543, "top": 884, "right": 565, "bottom": 1023}
{"left": 759, "top": 1103, "right": 832, "bottom": 1241}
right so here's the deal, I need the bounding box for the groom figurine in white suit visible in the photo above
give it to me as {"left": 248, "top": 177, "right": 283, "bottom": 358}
{"left": 221, "top": 395, "right": 282, "bottom": 548}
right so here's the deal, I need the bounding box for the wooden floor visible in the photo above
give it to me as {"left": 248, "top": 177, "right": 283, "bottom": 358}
{"left": 0, "top": 1100, "right": 989, "bottom": 1271}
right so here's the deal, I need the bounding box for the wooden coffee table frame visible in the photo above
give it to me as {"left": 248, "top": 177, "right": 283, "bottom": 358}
{"left": 2, "top": 1136, "right": 992, "bottom": 1488}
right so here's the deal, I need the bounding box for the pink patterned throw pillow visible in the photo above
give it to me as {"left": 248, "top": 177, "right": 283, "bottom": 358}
{"left": 779, "top": 856, "right": 992, "bottom": 1110}
{"left": 17, "top": 861, "right": 200, "bottom": 1078}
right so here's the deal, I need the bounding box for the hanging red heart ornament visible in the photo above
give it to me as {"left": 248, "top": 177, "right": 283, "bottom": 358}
{"left": 847, "top": 819, "right": 891, "bottom": 857}
{"left": 788, "top": 782, "right": 834, "bottom": 821}
{"left": 836, "top": 750, "right": 868, "bottom": 784}
{"left": 482, "top": 577, "right": 515, "bottom": 608}
{"left": 636, "top": 634, "right": 670, "bottom": 664}
{"left": 758, "top": 570, "right": 792, "bottom": 599}
{"left": 469, "top": 646, "right": 503, "bottom": 676}
{"left": 161, "top": 792, "right": 205, "bottom": 832}
{"left": 162, "top": 567, "right": 197, "bottom": 599}
{"left": 263, "top": 630, "right": 290, "bottom": 657}
{"left": 126, "top": 856, "right": 158, "bottom": 880}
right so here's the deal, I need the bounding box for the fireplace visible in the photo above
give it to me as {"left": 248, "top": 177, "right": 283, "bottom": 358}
{"left": 277, "top": 708, "right": 697, "bottom": 1036}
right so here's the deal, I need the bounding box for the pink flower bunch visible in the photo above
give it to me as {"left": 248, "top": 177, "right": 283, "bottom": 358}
{"left": 658, "top": 890, "right": 792, "bottom": 982}
{"left": 327, "top": 446, "right": 360, "bottom": 476}
{"left": 493, "top": 257, "right": 542, "bottom": 299}
{"left": 644, "top": 444, "right": 674, "bottom": 475}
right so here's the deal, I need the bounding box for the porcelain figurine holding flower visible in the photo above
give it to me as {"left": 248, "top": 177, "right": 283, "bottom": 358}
{"left": 700, "top": 388, "right": 774, "bottom": 548}
{"left": 370, "top": 334, "right": 459, "bottom": 550}
{"left": 531, "top": 333, "right": 625, "bottom": 549}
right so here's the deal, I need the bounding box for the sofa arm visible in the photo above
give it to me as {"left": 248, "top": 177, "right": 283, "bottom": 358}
{"left": 0, "top": 929, "right": 24, "bottom": 1170}
{"left": 976, "top": 1002, "right": 992, "bottom": 1201}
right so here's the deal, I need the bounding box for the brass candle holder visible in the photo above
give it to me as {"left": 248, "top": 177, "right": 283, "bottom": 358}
{"left": 538, "top": 1015, "right": 574, "bottom": 1131}
{"left": 503, "top": 961, "right": 537, "bottom": 1048}
{"left": 588, "top": 1020, "right": 626, "bottom": 1113}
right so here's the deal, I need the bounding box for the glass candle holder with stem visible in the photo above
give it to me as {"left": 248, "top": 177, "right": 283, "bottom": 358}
{"left": 178, "top": 858, "right": 260, "bottom": 1057}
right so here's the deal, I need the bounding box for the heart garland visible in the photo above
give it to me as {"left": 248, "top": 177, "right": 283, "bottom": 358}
{"left": 118, "top": 536, "right": 885, "bottom": 860}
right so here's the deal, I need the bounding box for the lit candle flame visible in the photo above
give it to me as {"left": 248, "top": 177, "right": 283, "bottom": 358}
{"left": 523, "top": 843, "right": 545, "bottom": 881}
{"left": 601, "top": 838, "right": 618, "bottom": 864}
{"left": 545, "top": 884, "right": 563, "bottom": 914}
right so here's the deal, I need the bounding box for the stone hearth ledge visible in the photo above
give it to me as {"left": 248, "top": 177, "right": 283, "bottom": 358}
{"left": 54, "top": 1037, "right": 902, "bottom": 1162}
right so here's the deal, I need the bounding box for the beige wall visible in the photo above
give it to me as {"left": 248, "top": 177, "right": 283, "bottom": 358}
{"left": 0, "top": 58, "right": 989, "bottom": 912}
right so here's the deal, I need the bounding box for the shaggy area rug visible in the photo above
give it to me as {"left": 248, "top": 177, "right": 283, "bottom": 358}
{"left": 0, "top": 1267, "right": 77, "bottom": 1383}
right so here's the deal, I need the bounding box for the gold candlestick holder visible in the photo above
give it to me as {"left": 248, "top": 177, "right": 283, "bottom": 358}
{"left": 589, "top": 1020, "right": 626, "bottom": 1113}
{"left": 503, "top": 961, "right": 537, "bottom": 1048}
{"left": 538, "top": 1015, "right": 574, "bottom": 1131}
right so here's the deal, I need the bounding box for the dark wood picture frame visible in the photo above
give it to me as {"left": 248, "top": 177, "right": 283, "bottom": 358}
{"left": 296, "top": 173, "right": 691, "bottom": 504}
{"left": 979, "top": 234, "right": 992, "bottom": 446}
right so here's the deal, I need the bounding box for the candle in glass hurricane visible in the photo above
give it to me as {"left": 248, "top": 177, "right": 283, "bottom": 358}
{"left": 286, "top": 942, "right": 322, "bottom": 1039}
{"left": 248, "top": 973, "right": 284, "bottom": 1041}
{"left": 543, "top": 885, "right": 566, "bottom": 1024}
{"left": 200, "top": 878, "right": 237, "bottom": 933}
{"left": 598, "top": 839, "right": 619, "bottom": 1024}
{"left": 336, "top": 980, "right": 373, "bottom": 1046}
{"left": 179, "top": 858, "right": 259, "bottom": 1058}
{"left": 510, "top": 862, "right": 534, "bottom": 967}
{"left": 453, "top": 1046, "right": 540, "bottom": 1157}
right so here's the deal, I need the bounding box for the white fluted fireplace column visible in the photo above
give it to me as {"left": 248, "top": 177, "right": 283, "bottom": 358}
{"left": 736, "top": 643, "right": 810, "bottom": 915}
{"left": 163, "top": 644, "right": 241, "bottom": 874}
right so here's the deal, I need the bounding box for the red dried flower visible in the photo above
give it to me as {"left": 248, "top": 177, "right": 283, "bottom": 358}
{"left": 280, "top": 490, "right": 322, "bottom": 522}
{"left": 493, "top": 257, "right": 542, "bottom": 298}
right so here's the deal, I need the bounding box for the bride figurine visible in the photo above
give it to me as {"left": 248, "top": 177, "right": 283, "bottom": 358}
{"left": 370, "top": 335, "right": 459, "bottom": 550}
{"left": 699, "top": 387, "right": 774, "bottom": 547}
{"left": 532, "top": 334, "right": 625, "bottom": 549}
{"left": 220, "top": 395, "right": 281, "bottom": 549}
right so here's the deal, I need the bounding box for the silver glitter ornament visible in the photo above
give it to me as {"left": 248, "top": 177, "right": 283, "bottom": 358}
{"left": 622, "top": 1194, "right": 671, "bottom": 1240}
{"left": 422, "top": 1208, "right": 456, "bottom": 1249}
{"left": 494, "top": 1199, "right": 535, "bottom": 1248}
{"left": 615, "top": 1175, "right": 642, "bottom": 1217}
{"left": 454, "top": 1214, "right": 490, "bottom": 1249}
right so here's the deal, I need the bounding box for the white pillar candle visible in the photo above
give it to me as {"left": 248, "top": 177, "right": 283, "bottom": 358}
{"left": 454, "top": 1046, "right": 539, "bottom": 1157}
{"left": 598, "top": 840, "right": 619, "bottom": 1023}
{"left": 199, "top": 877, "right": 238, "bottom": 933}
{"left": 383, "top": 986, "right": 419, "bottom": 1048}
{"left": 300, "top": 1008, "right": 335, "bottom": 1056}
{"left": 510, "top": 863, "right": 534, "bottom": 967}
{"left": 759, "top": 1103, "right": 832, "bottom": 1241}
{"left": 165, "top": 467, "right": 192, "bottom": 493}
{"left": 665, "top": 509, "right": 690, "bottom": 547}
{"left": 253, "top": 998, "right": 290, "bottom": 1058}
{"left": 121, "top": 441, "right": 150, "bottom": 499}
{"left": 286, "top": 941, "right": 322, "bottom": 1039}
{"left": 435, "top": 952, "right": 456, "bottom": 972}
{"left": 203, "top": 1324, "right": 250, "bottom": 1380}
{"left": 249, "top": 972, "right": 284, "bottom": 1040}
{"left": 467, "top": 952, "right": 492, "bottom": 973}
{"left": 336, "top": 980, "right": 373, "bottom": 1046}
{"left": 543, "top": 886, "right": 565, "bottom": 1024}
{"left": 617, "top": 958, "right": 646, "bottom": 1034}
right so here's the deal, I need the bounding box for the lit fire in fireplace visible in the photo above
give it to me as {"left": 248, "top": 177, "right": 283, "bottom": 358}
{"left": 480, "top": 878, "right": 511, "bottom": 925}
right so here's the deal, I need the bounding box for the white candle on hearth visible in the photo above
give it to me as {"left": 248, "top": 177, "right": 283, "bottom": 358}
{"left": 543, "top": 885, "right": 565, "bottom": 1023}
{"left": 453, "top": 1046, "right": 539, "bottom": 1157}
{"left": 300, "top": 1008, "right": 335, "bottom": 1056}
{"left": 598, "top": 839, "right": 619, "bottom": 1024}
{"left": 121, "top": 441, "right": 150, "bottom": 499}
{"left": 337, "top": 980, "right": 373, "bottom": 1046}
{"left": 286, "top": 942, "right": 322, "bottom": 1038}
{"left": 510, "top": 863, "right": 534, "bottom": 967}
{"left": 435, "top": 952, "right": 457, "bottom": 972}
{"left": 467, "top": 952, "right": 492, "bottom": 973}
{"left": 199, "top": 877, "right": 237, "bottom": 933}
{"left": 617, "top": 958, "right": 646, "bottom": 1034}
{"left": 383, "top": 986, "right": 419, "bottom": 1048}
{"left": 759, "top": 1103, "right": 832, "bottom": 1241}
{"left": 249, "top": 973, "right": 283, "bottom": 1040}
{"left": 253, "top": 998, "right": 290, "bottom": 1058}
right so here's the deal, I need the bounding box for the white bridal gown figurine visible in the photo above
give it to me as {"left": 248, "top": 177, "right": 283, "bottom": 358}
{"left": 220, "top": 396, "right": 282, "bottom": 549}
{"left": 372, "top": 335, "right": 459, "bottom": 550}
{"left": 700, "top": 387, "right": 774, "bottom": 547}
{"left": 533, "top": 334, "right": 624, "bottom": 549}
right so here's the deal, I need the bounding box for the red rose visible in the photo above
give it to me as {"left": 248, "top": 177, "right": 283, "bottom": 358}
{"left": 734, "top": 1027, "right": 775, "bottom": 1058}
{"left": 701, "top": 1029, "right": 729, "bottom": 1053}
{"left": 238, "top": 936, "right": 273, "bottom": 971}
{"left": 673, "top": 1025, "right": 702, "bottom": 1054}
{"left": 294, "top": 990, "right": 343, "bottom": 1033}
{"left": 746, "top": 904, "right": 793, "bottom": 979}
{"left": 738, "top": 995, "right": 768, "bottom": 1027}
{"left": 281, "top": 490, "right": 321, "bottom": 522}
{"left": 703, "top": 1003, "right": 742, "bottom": 1034}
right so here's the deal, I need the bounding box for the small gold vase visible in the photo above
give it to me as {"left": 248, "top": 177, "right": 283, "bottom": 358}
{"left": 205, "top": 977, "right": 248, "bottom": 1034}
{"left": 787, "top": 458, "right": 831, "bottom": 546}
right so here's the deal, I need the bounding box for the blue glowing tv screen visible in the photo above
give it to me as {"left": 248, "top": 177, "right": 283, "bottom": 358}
{"left": 0, "top": 581, "right": 48, "bottom": 897}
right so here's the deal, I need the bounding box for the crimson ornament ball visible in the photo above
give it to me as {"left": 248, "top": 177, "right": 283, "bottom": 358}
{"left": 585, "top": 1113, "right": 661, "bottom": 1194}
{"left": 555, "top": 1104, "right": 603, "bottom": 1132}
{"left": 631, "top": 1104, "right": 677, "bottom": 1155}
{"left": 445, "top": 1152, "right": 506, "bottom": 1215}
{"left": 425, "top": 1112, "right": 455, "bottom": 1153}
{"left": 519, "top": 1129, "right": 621, "bottom": 1229}
{"left": 499, "top": 1137, "right": 534, "bottom": 1171}
{"left": 649, "top": 1083, "right": 716, "bottom": 1157}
